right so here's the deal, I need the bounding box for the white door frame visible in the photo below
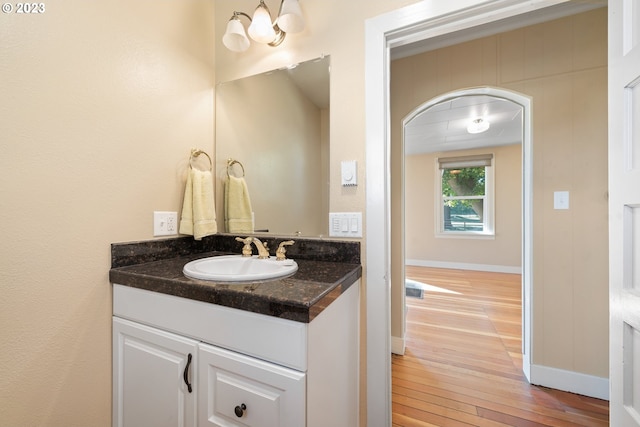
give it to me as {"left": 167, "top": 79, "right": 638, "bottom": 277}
{"left": 365, "top": 1, "right": 587, "bottom": 425}
{"left": 608, "top": 0, "right": 640, "bottom": 424}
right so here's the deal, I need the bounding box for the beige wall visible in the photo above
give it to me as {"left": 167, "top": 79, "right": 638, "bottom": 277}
{"left": 0, "top": 1, "right": 609, "bottom": 425}
{"left": 390, "top": 8, "right": 609, "bottom": 378}
{"left": 0, "top": 1, "right": 215, "bottom": 425}
{"left": 404, "top": 144, "right": 522, "bottom": 266}
{"left": 1, "top": 0, "right": 421, "bottom": 425}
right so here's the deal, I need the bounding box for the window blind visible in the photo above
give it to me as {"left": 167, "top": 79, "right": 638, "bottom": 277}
{"left": 438, "top": 153, "right": 493, "bottom": 169}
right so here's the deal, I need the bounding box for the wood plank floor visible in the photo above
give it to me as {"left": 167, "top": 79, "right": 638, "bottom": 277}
{"left": 392, "top": 266, "right": 609, "bottom": 427}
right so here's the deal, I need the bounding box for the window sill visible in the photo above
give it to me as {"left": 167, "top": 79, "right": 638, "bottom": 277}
{"left": 436, "top": 232, "right": 495, "bottom": 240}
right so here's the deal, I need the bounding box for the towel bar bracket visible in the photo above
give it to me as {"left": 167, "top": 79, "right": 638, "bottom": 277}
{"left": 227, "top": 158, "right": 246, "bottom": 178}
{"left": 189, "top": 148, "right": 212, "bottom": 171}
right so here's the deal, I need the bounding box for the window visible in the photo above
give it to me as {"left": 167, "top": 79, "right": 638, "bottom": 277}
{"left": 436, "top": 154, "right": 494, "bottom": 237}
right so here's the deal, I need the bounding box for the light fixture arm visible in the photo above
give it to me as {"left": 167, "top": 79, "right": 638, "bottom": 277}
{"left": 268, "top": 23, "right": 286, "bottom": 47}
{"left": 231, "top": 11, "right": 253, "bottom": 22}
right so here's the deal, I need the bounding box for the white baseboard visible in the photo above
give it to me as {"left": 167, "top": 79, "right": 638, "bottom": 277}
{"left": 530, "top": 364, "right": 609, "bottom": 400}
{"left": 392, "top": 339, "right": 608, "bottom": 399}
{"left": 391, "top": 335, "right": 405, "bottom": 355}
{"left": 406, "top": 259, "right": 521, "bottom": 274}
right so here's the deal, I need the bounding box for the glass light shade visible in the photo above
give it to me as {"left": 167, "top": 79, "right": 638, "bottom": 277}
{"left": 467, "top": 118, "right": 490, "bottom": 134}
{"left": 248, "top": 3, "right": 276, "bottom": 44}
{"left": 223, "top": 17, "right": 250, "bottom": 52}
{"left": 277, "top": 0, "right": 305, "bottom": 33}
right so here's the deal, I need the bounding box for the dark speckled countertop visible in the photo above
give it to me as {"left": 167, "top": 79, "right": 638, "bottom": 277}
{"left": 109, "top": 235, "right": 361, "bottom": 323}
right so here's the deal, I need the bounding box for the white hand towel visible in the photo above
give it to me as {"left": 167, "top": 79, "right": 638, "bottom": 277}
{"left": 179, "top": 168, "right": 217, "bottom": 240}
{"left": 224, "top": 175, "right": 254, "bottom": 233}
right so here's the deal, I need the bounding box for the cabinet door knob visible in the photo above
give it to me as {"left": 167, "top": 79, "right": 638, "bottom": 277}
{"left": 234, "top": 403, "right": 247, "bottom": 417}
{"left": 183, "top": 353, "right": 193, "bottom": 393}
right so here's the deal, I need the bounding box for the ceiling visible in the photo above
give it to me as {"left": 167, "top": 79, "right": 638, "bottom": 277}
{"left": 404, "top": 95, "right": 523, "bottom": 155}
{"left": 396, "top": 0, "right": 606, "bottom": 156}
{"left": 391, "top": 1, "right": 606, "bottom": 61}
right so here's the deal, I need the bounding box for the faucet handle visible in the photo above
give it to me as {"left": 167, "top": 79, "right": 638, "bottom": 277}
{"left": 276, "top": 240, "right": 295, "bottom": 261}
{"left": 235, "top": 236, "right": 254, "bottom": 257}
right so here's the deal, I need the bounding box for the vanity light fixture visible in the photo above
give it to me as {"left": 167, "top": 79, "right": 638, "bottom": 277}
{"left": 467, "top": 117, "right": 490, "bottom": 134}
{"left": 222, "top": 0, "right": 305, "bottom": 53}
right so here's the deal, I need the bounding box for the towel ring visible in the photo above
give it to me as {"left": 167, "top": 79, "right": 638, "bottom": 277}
{"left": 227, "top": 158, "right": 245, "bottom": 177}
{"left": 189, "top": 149, "right": 212, "bottom": 171}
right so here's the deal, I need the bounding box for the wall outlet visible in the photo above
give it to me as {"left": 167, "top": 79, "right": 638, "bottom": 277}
{"left": 154, "top": 211, "right": 178, "bottom": 236}
{"left": 329, "top": 212, "right": 362, "bottom": 238}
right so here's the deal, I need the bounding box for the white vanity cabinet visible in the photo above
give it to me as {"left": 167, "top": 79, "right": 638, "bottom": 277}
{"left": 112, "top": 280, "right": 359, "bottom": 427}
{"left": 113, "top": 318, "right": 198, "bottom": 427}
{"left": 198, "top": 343, "right": 305, "bottom": 427}
{"left": 113, "top": 317, "right": 305, "bottom": 427}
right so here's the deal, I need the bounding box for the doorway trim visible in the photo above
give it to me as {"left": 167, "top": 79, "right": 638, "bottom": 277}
{"left": 398, "top": 86, "right": 532, "bottom": 365}
{"left": 364, "top": 1, "right": 587, "bottom": 425}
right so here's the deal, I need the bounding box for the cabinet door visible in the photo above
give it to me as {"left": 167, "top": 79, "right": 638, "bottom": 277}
{"left": 198, "top": 343, "right": 305, "bottom": 427}
{"left": 113, "top": 317, "right": 198, "bottom": 427}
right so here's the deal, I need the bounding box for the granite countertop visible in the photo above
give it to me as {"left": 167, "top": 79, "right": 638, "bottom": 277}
{"left": 110, "top": 236, "right": 362, "bottom": 323}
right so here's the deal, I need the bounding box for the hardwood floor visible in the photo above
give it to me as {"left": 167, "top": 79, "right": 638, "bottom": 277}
{"left": 392, "top": 266, "right": 609, "bottom": 427}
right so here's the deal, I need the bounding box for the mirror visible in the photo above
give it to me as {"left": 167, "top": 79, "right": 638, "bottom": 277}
{"left": 215, "top": 56, "right": 330, "bottom": 237}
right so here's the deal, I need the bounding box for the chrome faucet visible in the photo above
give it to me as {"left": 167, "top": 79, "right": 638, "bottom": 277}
{"left": 250, "top": 237, "right": 270, "bottom": 259}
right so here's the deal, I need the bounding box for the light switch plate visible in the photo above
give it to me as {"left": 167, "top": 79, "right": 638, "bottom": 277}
{"left": 554, "top": 191, "right": 569, "bottom": 210}
{"left": 329, "top": 212, "right": 362, "bottom": 237}
{"left": 341, "top": 161, "right": 357, "bottom": 186}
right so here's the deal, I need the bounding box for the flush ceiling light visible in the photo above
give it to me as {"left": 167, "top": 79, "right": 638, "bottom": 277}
{"left": 467, "top": 117, "right": 490, "bottom": 134}
{"left": 222, "top": 0, "right": 305, "bottom": 53}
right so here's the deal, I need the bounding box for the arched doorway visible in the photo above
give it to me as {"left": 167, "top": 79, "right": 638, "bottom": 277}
{"left": 396, "top": 87, "right": 531, "bottom": 367}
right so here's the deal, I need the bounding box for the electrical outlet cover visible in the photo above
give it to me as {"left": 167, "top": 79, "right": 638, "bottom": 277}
{"left": 154, "top": 211, "right": 178, "bottom": 236}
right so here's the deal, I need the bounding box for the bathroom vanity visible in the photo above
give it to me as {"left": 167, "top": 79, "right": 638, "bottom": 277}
{"left": 109, "top": 236, "right": 361, "bottom": 427}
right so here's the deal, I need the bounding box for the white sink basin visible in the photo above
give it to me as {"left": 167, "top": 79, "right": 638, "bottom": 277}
{"left": 183, "top": 255, "right": 298, "bottom": 282}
